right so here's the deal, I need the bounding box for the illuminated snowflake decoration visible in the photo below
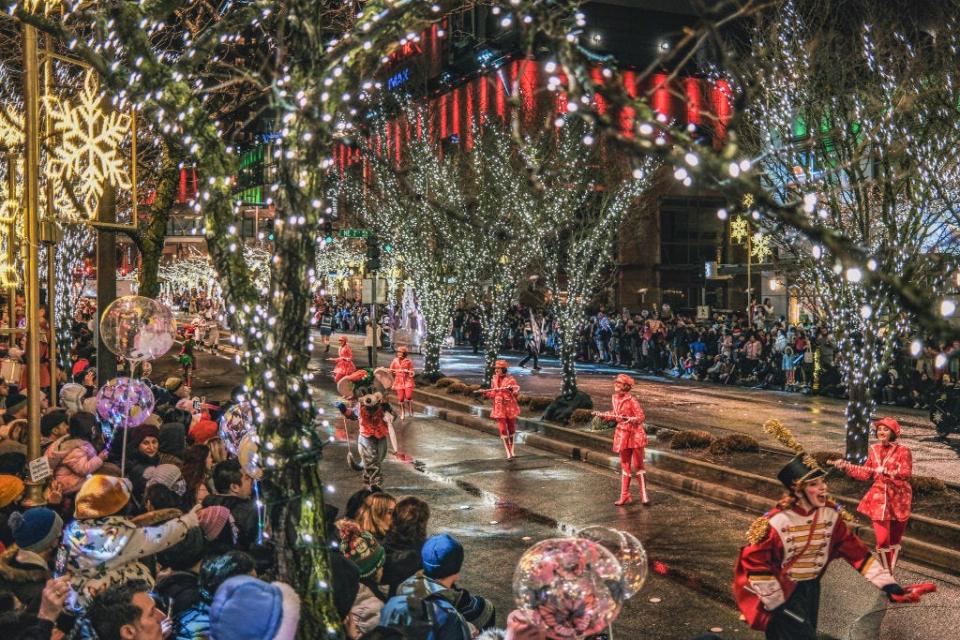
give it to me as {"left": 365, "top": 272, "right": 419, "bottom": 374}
{"left": 730, "top": 216, "right": 750, "bottom": 244}
{"left": 742, "top": 193, "right": 755, "bottom": 208}
{"left": 932, "top": 410, "right": 943, "bottom": 425}
{"left": 45, "top": 70, "right": 131, "bottom": 220}
{"left": 751, "top": 231, "right": 772, "bottom": 261}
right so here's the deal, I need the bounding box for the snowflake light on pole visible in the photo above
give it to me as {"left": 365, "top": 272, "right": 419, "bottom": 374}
{"left": 751, "top": 231, "right": 772, "bottom": 261}
{"left": 45, "top": 69, "right": 131, "bottom": 220}
{"left": 730, "top": 216, "right": 749, "bottom": 244}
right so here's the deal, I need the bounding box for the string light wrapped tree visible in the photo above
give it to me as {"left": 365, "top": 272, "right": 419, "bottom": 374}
{"left": 744, "top": 0, "right": 960, "bottom": 460}
{"left": 524, "top": 120, "right": 652, "bottom": 417}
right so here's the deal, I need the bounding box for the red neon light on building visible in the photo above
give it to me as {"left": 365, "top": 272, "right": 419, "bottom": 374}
{"left": 711, "top": 79, "right": 732, "bottom": 147}
{"left": 620, "top": 70, "right": 637, "bottom": 137}
{"left": 652, "top": 73, "right": 671, "bottom": 118}
{"left": 465, "top": 81, "right": 475, "bottom": 150}
{"left": 495, "top": 70, "right": 507, "bottom": 120}
{"left": 520, "top": 59, "right": 538, "bottom": 119}
{"left": 685, "top": 77, "right": 702, "bottom": 126}
{"left": 440, "top": 93, "right": 448, "bottom": 139}
{"left": 452, "top": 85, "right": 461, "bottom": 137}
{"left": 479, "top": 75, "right": 490, "bottom": 123}
{"left": 591, "top": 68, "right": 607, "bottom": 115}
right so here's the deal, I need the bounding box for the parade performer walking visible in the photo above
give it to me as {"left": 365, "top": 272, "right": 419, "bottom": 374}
{"left": 179, "top": 327, "right": 197, "bottom": 386}
{"left": 594, "top": 374, "right": 648, "bottom": 506}
{"left": 734, "top": 420, "right": 934, "bottom": 639}
{"left": 478, "top": 360, "right": 520, "bottom": 460}
{"left": 389, "top": 345, "right": 415, "bottom": 420}
{"left": 330, "top": 335, "right": 357, "bottom": 383}
{"left": 828, "top": 417, "right": 912, "bottom": 574}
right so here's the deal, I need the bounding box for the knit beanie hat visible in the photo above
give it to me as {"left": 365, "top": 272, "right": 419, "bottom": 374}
{"left": 75, "top": 475, "right": 131, "bottom": 519}
{"left": 128, "top": 424, "right": 160, "bottom": 450}
{"left": 336, "top": 519, "right": 385, "bottom": 578}
{"left": 421, "top": 533, "right": 464, "bottom": 579}
{"left": 143, "top": 464, "right": 186, "bottom": 496}
{"left": 0, "top": 475, "right": 24, "bottom": 508}
{"left": 209, "top": 575, "right": 301, "bottom": 640}
{"left": 506, "top": 609, "right": 546, "bottom": 640}
{"left": 5, "top": 393, "right": 26, "bottom": 414}
{"left": 40, "top": 410, "right": 69, "bottom": 438}
{"left": 198, "top": 506, "right": 237, "bottom": 543}
{"left": 164, "top": 376, "right": 184, "bottom": 393}
{"left": 189, "top": 418, "right": 219, "bottom": 445}
{"left": 8, "top": 508, "right": 63, "bottom": 552}
{"left": 142, "top": 413, "right": 163, "bottom": 428}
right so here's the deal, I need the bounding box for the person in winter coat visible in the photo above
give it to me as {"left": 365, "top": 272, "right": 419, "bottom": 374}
{"left": 62, "top": 474, "right": 200, "bottom": 607}
{"left": 44, "top": 412, "right": 106, "bottom": 497}
{"left": 593, "top": 374, "right": 649, "bottom": 506}
{"left": 337, "top": 519, "right": 387, "bottom": 639}
{"left": 125, "top": 424, "right": 162, "bottom": 505}
{"left": 829, "top": 417, "right": 913, "bottom": 574}
{"left": 202, "top": 459, "right": 259, "bottom": 549}
{"left": 155, "top": 527, "right": 207, "bottom": 619}
{"left": 0, "top": 508, "right": 62, "bottom": 612}
{"left": 381, "top": 496, "right": 430, "bottom": 597}
{"left": 173, "top": 550, "right": 256, "bottom": 640}
{"left": 388, "top": 534, "right": 494, "bottom": 636}
{"left": 158, "top": 422, "right": 187, "bottom": 467}
{"left": 0, "top": 475, "right": 25, "bottom": 548}
{"left": 478, "top": 360, "right": 520, "bottom": 460}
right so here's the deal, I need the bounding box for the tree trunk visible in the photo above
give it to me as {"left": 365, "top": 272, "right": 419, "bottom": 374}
{"left": 422, "top": 335, "right": 443, "bottom": 379}
{"left": 845, "top": 380, "right": 872, "bottom": 462}
{"left": 137, "top": 149, "right": 180, "bottom": 299}
{"left": 483, "top": 347, "right": 498, "bottom": 388}
{"left": 558, "top": 328, "right": 578, "bottom": 398}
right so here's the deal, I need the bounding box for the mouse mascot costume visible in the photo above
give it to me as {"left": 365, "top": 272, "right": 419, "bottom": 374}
{"left": 337, "top": 368, "right": 397, "bottom": 490}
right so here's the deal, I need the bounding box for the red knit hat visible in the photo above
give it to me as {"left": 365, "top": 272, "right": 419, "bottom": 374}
{"left": 873, "top": 417, "right": 901, "bottom": 438}
{"left": 189, "top": 418, "right": 219, "bottom": 445}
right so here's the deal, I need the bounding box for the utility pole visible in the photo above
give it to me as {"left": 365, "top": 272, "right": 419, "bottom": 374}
{"left": 22, "top": 23, "right": 43, "bottom": 505}
{"left": 366, "top": 234, "right": 381, "bottom": 368}
{"left": 96, "top": 186, "right": 118, "bottom": 385}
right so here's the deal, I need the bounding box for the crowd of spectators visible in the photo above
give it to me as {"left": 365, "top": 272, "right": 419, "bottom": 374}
{"left": 452, "top": 301, "right": 959, "bottom": 415}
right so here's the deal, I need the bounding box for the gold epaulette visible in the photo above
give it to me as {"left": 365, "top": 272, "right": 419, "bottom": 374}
{"left": 747, "top": 515, "right": 771, "bottom": 545}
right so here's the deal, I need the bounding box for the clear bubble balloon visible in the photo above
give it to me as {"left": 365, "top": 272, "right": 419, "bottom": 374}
{"left": 96, "top": 377, "right": 155, "bottom": 428}
{"left": 219, "top": 403, "right": 254, "bottom": 455}
{"left": 578, "top": 526, "right": 649, "bottom": 599}
{"left": 513, "top": 537, "right": 623, "bottom": 639}
{"left": 99, "top": 296, "right": 176, "bottom": 362}
{"left": 237, "top": 432, "right": 263, "bottom": 479}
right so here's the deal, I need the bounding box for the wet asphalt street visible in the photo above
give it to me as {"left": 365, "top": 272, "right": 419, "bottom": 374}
{"left": 312, "top": 383, "right": 960, "bottom": 640}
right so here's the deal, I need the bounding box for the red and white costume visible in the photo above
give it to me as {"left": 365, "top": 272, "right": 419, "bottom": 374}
{"left": 599, "top": 375, "right": 648, "bottom": 505}
{"left": 332, "top": 343, "right": 357, "bottom": 383}
{"left": 484, "top": 361, "right": 520, "bottom": 459}
{"left": 734, "top": 501, "right": 897, "bottom": 636}
{"left": 390, "top": 356, "right": 415, "bottom": 402}
{"left": 834, "top": 418, "right": 912, "bottom": 573}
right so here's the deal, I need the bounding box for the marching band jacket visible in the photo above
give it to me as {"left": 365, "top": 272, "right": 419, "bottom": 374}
{"left": 733, "top": 501, "right": 896, "bottom": 631}
{"left": 610, "top": 392, "right": 647, "bottom": 452}
{"left": 485, "top": 374, "right": 520, "bottom": 420}
{"left": 837, "top": 443, "right": 912, "bottom": 522}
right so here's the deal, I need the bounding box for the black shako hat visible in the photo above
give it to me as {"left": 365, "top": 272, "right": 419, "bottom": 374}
{"left": 777, "top": 454, "right": 826, "bottom": 490}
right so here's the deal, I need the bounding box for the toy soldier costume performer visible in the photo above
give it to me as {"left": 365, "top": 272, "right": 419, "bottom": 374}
{"left": 594, "top": 374, "right": 648, "bottom": 506}
{"left": 829, "top": 416, "right": 912, "bottom": 574}
{"left": 389, "top": 345, "right": 415, "bottom": 420}
{"left": 481, "top": 360, "right": 520, "bottom": 459}
{"left": 734, "top": 421, "right": 935, "bottom": 640}
{"left": 330, "top": 335, "right": 357, "bottom": 383}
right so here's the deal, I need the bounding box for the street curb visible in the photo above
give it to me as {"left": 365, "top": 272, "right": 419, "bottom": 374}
{"left": 413, "top": 388, "right": 960, "bottom": 576}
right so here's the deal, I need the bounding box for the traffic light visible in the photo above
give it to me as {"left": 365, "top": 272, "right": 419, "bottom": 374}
{"left": 365, "top": 235, "right": 381, "bottom": 271}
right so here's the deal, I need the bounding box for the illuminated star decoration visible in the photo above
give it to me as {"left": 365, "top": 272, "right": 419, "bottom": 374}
{"left": 730, "top": 216, "right": 750, "bottom": 244}
{"left": 45, "top": 70, "right": 131, "bottom": 220}
{"left": 751, "top": 231, "right": 772, "bottom": 261}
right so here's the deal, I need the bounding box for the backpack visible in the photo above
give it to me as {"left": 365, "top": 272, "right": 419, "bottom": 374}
{"left": 380, "top": 578, "right": 470, "bottom": 640}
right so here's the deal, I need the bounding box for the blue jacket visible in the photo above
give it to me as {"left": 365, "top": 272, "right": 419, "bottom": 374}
{"left": 379, "top": 574, "right": 471, "bottom": 640}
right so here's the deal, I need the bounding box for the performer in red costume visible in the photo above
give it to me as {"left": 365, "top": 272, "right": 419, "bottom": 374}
{"left": 734, "top": 424, "right": 934, "bottom": 640}
{"left": 828, "top": 416, "right": 912, "bottom": 574}
{"left": 329, "top": 335, "right": 357, "bottom": 382}
{"left": 389, "top": 345, "right": 415, "bottom": 420}
{"left": 479, "top": 360, "right": 520, "bottom": 459}
{"left": 594, "top": 374, "right": 648, "bottom": 506}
